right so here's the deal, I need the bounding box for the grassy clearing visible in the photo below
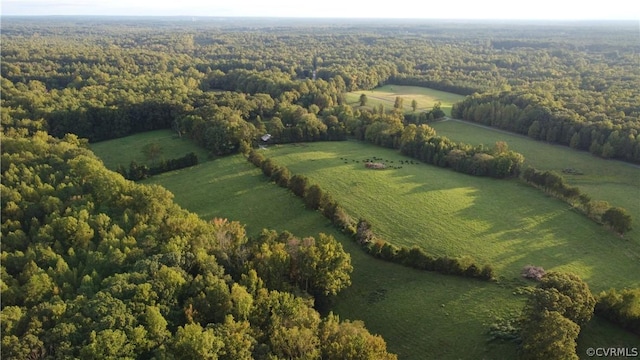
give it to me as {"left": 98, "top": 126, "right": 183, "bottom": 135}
{"left": 264, "top": 141, "right": 640, "bottom": 292}
{"left": 92, "top": 131, "right": 639, "bottom": 359}
{"left": 144, "top": 153, "right": 521, "bottom": 360}
{"left": 344, "top": 85, "right": 465, "bottom": 116}
{"left": 90, "top": 129, "right": 210, "bottom": 171}
{"left": 430, "top": 119, "right": 640, "bottom": 246}
{"left": 144, "top": 155, "right": 334, "bottom": 237}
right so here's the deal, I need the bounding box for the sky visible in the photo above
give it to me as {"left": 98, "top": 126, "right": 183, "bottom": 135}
{"left": 2, "top": 0, "right": 639, "bottom": 20}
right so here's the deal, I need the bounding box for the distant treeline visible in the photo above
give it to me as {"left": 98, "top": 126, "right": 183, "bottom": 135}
{"left": 118, "top": 152, "right": 199, "bottom": 180}
{"left": 47, "top": 101, "right": 183, "bottom": 142}
{"left": 3, "top": 18, "right": 638, "bottom": 167}
{"left": 452, "top": 92, "right": 640, "bottom": 164}
{"left": 247, "top": 149, "right": 495, "bottom": 281}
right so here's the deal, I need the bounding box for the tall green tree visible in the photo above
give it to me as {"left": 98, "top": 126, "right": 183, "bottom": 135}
{"left": 520, "top": 310, "right": 580, "bottom": 360}
{"left": 320, "top": 313, "right": 398, "bottom": 360}
{"left": 359, "top": 94, "right": 368, "bottom": 107}
{"left": 601, "top": 207, "right": 632, "bottom": 235}
{"left": 297, "top": 233, "right": 353, "bottom": 297}
{"left": 304, "top": 184, "right": 324, "bottom": 210}
{"left": 171, "top": 323, "right": 223, "bottom": 360}
{"left": 393, "top": 96, "right": 404, "bottom": 109}
{"left": 531, "top": 272, "right": 596, "bottom": 326}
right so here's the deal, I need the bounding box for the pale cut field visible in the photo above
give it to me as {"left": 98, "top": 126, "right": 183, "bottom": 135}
{"left": 344, "top": 84, "right": 465, "bottom": 116}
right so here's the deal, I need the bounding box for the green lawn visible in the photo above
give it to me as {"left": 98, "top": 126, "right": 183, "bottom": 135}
{"left": 344, "top": 85, "right": 465, "bottom": 116}
{"left": 90, "top": 129, "right": 210, "bottom": 171}
{"left": 264, "top": 141, "right": 640, "bottom": 292}
{"left": 430, "top": 119, "right": 640, "bottom": 246}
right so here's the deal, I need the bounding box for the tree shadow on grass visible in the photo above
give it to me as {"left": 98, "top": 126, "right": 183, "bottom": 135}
{"left": 365, "top": 164, "right": 640, "bottom": 291}
{"left": 450, "top": 181, "right": 640, "bottom": 292}
{"left": 267, "top": 143, "right": 640, "bottom": 291}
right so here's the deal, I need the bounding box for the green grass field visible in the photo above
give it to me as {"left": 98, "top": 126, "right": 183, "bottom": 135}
{"left": 430, "top": 119, "right": 640, "bottom": 246}
{"left": 90, "top": 129, "right": 210, "bottom": 170}
{"left": 344, "top": 85, "right": 465, "bottom": 116}
{"left": 142, "top": 155, "right": 525, "bottom": 359}
{"left": 264, "top": 141, "right": 640, "bottom": 292}
{"left": 91, "top": 132, "right": 640, "bottom": 359}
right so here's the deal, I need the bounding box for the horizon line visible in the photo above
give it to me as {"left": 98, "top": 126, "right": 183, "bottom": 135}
{"left": 2, "top": 15, "right": 638, "bottom": 22}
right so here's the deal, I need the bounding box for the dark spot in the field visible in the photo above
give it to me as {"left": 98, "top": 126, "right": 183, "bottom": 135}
{"left": 366, "top": 288, "right": 388, "bottom": 304}
{"left": 562, "top": 168, "right": 584, "bottom": 175}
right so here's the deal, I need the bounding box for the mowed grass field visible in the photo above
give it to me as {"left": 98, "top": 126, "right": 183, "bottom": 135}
{"left": 264, "top": 141, "right": 640, "bottom": 292}
{"left": 344, "top": 85, "right": 465, "bottom": 116}
{"left": 90, "top": 129, "right": 210, "bottom": 170}
{"left": 431, "top": 119, "right": 640, "bottom": 246}
{"left": 91, "top": 132, "right": 639, "bottom": 359}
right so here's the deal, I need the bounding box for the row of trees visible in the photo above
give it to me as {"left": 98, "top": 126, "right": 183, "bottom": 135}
{"left": 358, "top": 233, "right": 495, "bottom": 280}
{"left": 521, "top": 167, "right": 632, "bottom": 234}
{"left": 45, "top": 101, "right": 183, "bottom": 142}
{"left": 117, "top": 152, "right": 199, "bottom": 181}
{"left": 1, "top": 128, "right": 396, "bottom": 359}
{"left": 350, "top": 108, "right": 525, "bottom": 179}
{"left": 595, "top": 288, "right": 640, "bottom": 335}
{"left": 399, "top": 127, "right": 525, "bottom": 178}
{"left": 247, "top": 148, "right": 495, "bottom": 281}
{"left": 452, "top": 92, "right": 640, "bottom": 163}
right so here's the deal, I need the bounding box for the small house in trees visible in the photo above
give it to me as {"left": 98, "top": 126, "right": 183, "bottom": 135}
{"left": 261, "top": 134, "right": 272, "bottom": 142}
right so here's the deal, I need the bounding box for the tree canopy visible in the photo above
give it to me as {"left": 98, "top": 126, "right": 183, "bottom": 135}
{"left": 0, "top": 128, "right": 394, "bottom": 359}
{"left": 2, "top": 18, "right": 637, "bottom": 162}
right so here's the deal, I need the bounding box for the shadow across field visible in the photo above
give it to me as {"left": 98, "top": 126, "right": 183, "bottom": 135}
{"left": 267, "top": 141, "right": 640, "bottom": 292}
{"left": 387, "top": 166, "right": 640, "bottom": 290}
{"left": 431, "top": 119, "right": 640, "bottom": 247}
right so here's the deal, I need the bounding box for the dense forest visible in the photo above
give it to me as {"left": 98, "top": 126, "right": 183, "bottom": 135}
{"left": 2, "top": 17, "right": 639, "bottom": 359}
{"left": 2, "top": 18, "right": 639, "bottom": 162}
{"left": 1, "top": 128, "right": 398, "bottom": 359}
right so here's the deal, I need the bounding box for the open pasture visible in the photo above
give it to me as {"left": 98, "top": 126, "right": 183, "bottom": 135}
{"left": 90, "top": 129, "right": 210, "bottom": 171}
{"left": 264, "top": 141, "right": 640, "bottom": 292}
{"left": 92, "top": 132, "right": 639, "bottom": 359}
{"left": 144, "top": 153, "right": 522, "bottom": 360}
{"left": 431, "top": 119, "right": 640, "bottom": 246}
{"left": 344, "top": 85, "right": 465, "bottom": 116}
{"left": 145, "top": 147, "right": 639, "bottom": 359}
